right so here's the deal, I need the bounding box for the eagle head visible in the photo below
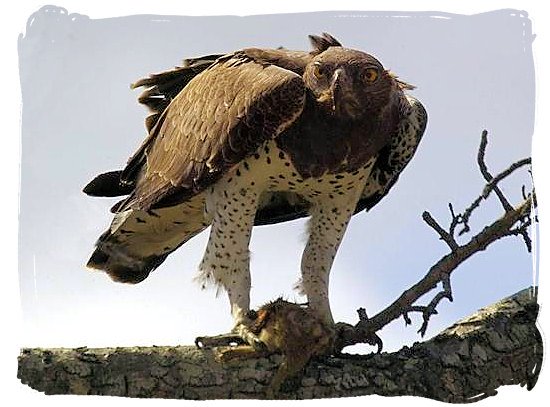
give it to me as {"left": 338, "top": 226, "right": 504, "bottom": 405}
{"left": 304, "top": 47, "right": 395, "bottom": 120}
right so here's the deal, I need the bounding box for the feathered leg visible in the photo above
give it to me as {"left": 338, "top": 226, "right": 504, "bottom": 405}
{"left": 298, "top": 179, "right": 368, "bottom": 326}
{"left": 196, "top": 182, "right": 264, "bottom": 349}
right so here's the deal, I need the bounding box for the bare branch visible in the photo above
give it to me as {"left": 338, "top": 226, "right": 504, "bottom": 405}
{"left": 336, "top": 130, "right": 535, "bottom": 351}
{"left": 448, "top": 203, "right": 461, "bottom": 238}
{"left": 506, "top": 218, "right": 533, "bottom": 253}
{"left": 481, "top": 157, "right": 531, "bottom": 199}
{"left": 337, "top": 196, "right": 534, "bottom": 349}
{"left": 457, "top": 131, "right": 531, "bottom": 237}
{"left": 422, "top": 211, "right": 459, "bottom": 250}
{"left": 477, "top": 130, "right": 514, "bottom": 212}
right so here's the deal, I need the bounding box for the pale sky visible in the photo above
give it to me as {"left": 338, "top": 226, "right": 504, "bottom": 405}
{"left": 18, "top": 6, "right": 535, "bottom": 354}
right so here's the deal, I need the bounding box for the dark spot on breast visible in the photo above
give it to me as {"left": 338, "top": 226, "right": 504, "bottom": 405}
{"left": 236, "top": 169, "right": 241, "bottom": 177}
{"left": 136, "top": 217, "right": 146, "bottom": 223}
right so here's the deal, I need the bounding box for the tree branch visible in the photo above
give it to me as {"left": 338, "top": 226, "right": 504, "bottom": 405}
{"left": 477, "top": 130, "right": 514, "bottom": 213}
{"left": 18, "top": 288, "right": 541, "bottom": 401}
{"left": 349, "top": 197, "right": 532, "bottom": 342}
{"left": 335, "top": 130, "right": 535, "bottom": 349}
{"left": 422, "top": 210, "right": 458, "bottom": 251}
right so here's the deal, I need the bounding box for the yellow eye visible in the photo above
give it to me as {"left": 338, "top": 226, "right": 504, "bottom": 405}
{"left": 313, "top": 63, "right": 325, "bottom": 79}
{"left": 363, "top": 68, "right": 379, "bottom": 83}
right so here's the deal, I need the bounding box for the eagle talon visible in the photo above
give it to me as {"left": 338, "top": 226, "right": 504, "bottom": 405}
{"left": 194, "top": 333, "right": 246, "bottom": 349}
{"left": 231, "top": 322, "right": 269, "bottom": 352}
{"left": 333, "top": 321, "right": 384, "bottom": 354}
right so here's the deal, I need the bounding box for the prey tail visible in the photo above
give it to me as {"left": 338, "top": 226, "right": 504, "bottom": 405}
{"left": 87, "top": 194, "right": 209, "bottom": 283}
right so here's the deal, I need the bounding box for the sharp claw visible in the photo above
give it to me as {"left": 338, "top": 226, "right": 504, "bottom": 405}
{"left": 333, "top": 321, "right": 384, "bottom": 354}
{"left": 194, "top": 323, "right": 267, "bottom": 351}
{"left": 194, "top": 333, "right": 246, "bottom": 349}
{"left": 232, "top": 322, "right": 269, "bottom": 351}
{"left": 251, "top": 337, "right": 268, "bottom": 352}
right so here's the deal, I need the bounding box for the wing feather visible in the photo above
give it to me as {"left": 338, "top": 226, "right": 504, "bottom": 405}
{"left": 119, "top": 52, "right": 306, "bottom": 211}
{"left": 356, "top": 95, "right": 428, "bottom": 212}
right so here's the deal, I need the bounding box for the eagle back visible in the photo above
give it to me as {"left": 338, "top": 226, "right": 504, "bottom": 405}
{"left": 118, "top": 52, "right": 307, "bottom": 212}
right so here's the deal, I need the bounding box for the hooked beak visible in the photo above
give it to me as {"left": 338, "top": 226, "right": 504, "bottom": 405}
{"left": 330, "top": 68, "right": 345, "bottom": 111}
{"left": 330, "top": 68, "right": 363, "bottom": 118}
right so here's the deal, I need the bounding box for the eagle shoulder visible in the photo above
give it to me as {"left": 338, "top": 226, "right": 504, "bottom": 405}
{"left": 356, "top": 94, "right": 427, "bottom": 213}
{"left": 118, "top": 51, "right": 307, "bottom": 212}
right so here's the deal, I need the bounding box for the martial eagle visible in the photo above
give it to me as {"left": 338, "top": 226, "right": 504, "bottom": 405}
{"left": 84, "top": 33, "right": 427, "bottom": 348}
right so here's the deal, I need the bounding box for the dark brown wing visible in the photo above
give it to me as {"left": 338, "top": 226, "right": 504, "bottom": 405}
{"left": 83, "top": 55, "right": 222, "bottom": 199}
{"left": 119, "top": 52, "right": 306, "bottom": 211}
{"left": 132, "top": 54, "right": 223, "bottom": 132}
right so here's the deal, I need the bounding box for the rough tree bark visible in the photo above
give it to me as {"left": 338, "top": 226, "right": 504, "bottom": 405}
{"left": 18, "top": 287, "right": 542, "bottom": 401}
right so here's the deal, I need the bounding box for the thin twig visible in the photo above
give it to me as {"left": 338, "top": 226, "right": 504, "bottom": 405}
{"left": 448, "top": 203, "right": 461, "bottom": 239}
{"left": 422, "top": 211, "right": 459, "bottom": 250}
{"left": 459, "top": 155, "right": 531, "bottom": 236}
{"left": 477, "top": 130, "right": 514, "bottom": 212}
{"left": 482, "top": 157, "right": 531, "bottom": 199}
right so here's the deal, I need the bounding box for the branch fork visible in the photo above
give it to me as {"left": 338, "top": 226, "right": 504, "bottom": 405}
{"left": 338, "top": 130, "right": 535, "bottom": 351}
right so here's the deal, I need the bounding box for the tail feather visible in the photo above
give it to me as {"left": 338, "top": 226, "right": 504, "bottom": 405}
{"left": 83, "top": 170, "right": 133, "bottom": 197}
{"left": 87, "top": 193, "right": 209, "bottom": 283}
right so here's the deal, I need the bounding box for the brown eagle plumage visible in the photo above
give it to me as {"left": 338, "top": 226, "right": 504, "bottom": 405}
{"left": 84, "top": 33, "right": 427, "bottom": 348}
